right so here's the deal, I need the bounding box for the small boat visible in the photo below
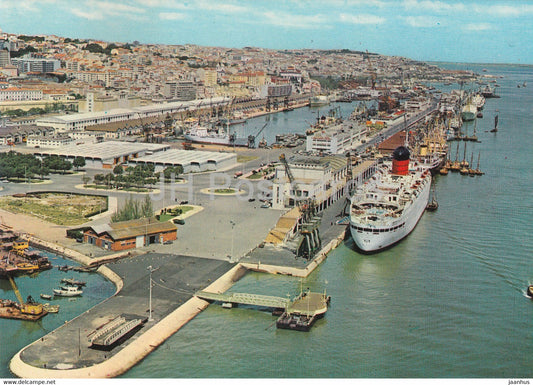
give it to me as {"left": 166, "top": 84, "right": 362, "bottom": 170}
{"left": 16, "top": 262, "right": 38, "bottom": 272}
{"left": 53, "top": 286, "right": 83, "bottom": 297}
{"left": 43, "top": 303, "right": 59, "bottom": 313}
{"left": 426, "top": 185, "right": 438, "bottom": 211}
{"left": 490, "top": 114, "right": 498, "bottom": 133}
{"left": 73, "top": 265, "right": 99, "bottom": 273}
{"left": 40, "top": 294, "right": 52, "bottom": 300}
{"left": 61, "top": 278, "right": 86, "bottom": 287}
{"left": 527, "top": 285, "right": 533, "bottom": 298}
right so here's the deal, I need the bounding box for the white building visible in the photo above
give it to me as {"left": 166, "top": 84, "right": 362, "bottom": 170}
{"left": 0, "top": 87, "right": 42, "bottom": 102}
{"left": 27, "top": 134, "right": 73, "bottom": 148}
{"left": 271, "top": 155, "right": 348, "bottom": 211}
{"left": 306, "top": 124, "right": 367, "bottom": 155}
{"left": 35, "top": 97, "right": 232, "bottom": 133}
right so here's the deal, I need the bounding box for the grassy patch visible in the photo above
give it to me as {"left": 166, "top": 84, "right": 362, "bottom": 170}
{"left": 213, "top": 188, "right": 237, "bottom": 194}
{"left": 0, "top": 193, "right": 108, "bottom": 226}
{"left": 236, "top": 155, "right": 258, "bottom": 163}
{"left": 85, "top": 184, "right": 150, "bottom": 192}
{"left": 157, "top": 205, "right": 195, "bottom": 222}
{"left": 7, "top": 177, "right": 46, "bottom": 183}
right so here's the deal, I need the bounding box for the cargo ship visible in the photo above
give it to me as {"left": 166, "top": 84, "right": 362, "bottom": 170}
{"left": 183, "top": 124, "right": 248, "bottom": 147}
{"left": 349, "top": 146, "right": 431, "bottom": 252}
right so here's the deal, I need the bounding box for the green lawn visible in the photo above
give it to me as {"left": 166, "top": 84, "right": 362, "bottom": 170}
{"left": 157, "top": 205, "right": 195, "bottom": 221}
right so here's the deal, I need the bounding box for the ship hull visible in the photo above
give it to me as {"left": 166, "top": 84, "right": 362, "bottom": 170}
{"left": 461, "top": 111, "right": 476, "bottom": 121}
{"left": 349, "top": 173, "right": 431, "bottom": 252}
{"left": 183, "top": 133, "right": 248, "bottom": 147}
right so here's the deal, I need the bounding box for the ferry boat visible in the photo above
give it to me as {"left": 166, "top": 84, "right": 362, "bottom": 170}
{"left": 349, "top": 146, "right": 431, "bottom": 252}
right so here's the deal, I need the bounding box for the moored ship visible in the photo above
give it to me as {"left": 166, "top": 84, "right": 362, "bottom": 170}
{"left": 461, "top": 103, "right": 477, "bottom": 121}
{"left": 309, "top": 95, "right": 330, "bottom": 107}
{"left": 349, "top": 146, "right": 431, "bottom": 252}
{"left": 183, "top": 124, "right": 248, "bottom": 147}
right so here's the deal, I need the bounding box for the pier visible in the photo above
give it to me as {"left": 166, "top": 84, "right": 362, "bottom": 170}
{"left": 195, "top": 289, "right": 330, "bottom": 332}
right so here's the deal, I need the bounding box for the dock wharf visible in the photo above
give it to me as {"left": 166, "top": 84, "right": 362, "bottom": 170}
{"left": 195, "top": 289, "right": 330, "bottom": 332}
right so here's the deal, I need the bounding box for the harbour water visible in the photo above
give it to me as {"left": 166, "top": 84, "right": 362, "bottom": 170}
{"left": 1, "top": 63, "right": 532, "bottom": 378}
{"left": 0, "top": 251, "right": 115, "bottom": 378}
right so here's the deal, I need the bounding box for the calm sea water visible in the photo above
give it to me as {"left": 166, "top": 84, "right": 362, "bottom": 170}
{"left": 1, "top": 63, "right": 532, "bottom": 379}
{"left": 0, "top": 252, "right": 115, "bottom": 378}
{"left": 124, "top": 63, "right": 533, "bottom": 378}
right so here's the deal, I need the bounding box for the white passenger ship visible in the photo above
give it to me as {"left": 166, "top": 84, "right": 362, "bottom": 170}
{"left": 349, "top": 146, "right": 431, "bottom": 252}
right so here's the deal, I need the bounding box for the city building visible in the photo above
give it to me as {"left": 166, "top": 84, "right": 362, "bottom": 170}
{"left": 0, "top": 49, "right": 10, "bottom": 67}
{"left": 26, "top": 134, "right": 73, "bottom": 148}
{"left": 0, "top": 87, "right": 43, "bottom": 102}
{"left": 162, "top": 81, "right": 197, "bottom": 101}
{"left": 11, "top": 55, "right": 60, "bottom": 74}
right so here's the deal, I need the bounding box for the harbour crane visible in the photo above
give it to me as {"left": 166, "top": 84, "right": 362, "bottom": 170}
{"left": 136, "top": 112, "right": 153, "bottom": 143}
{"left": 247, "top": 122, "right": 268, "bottom": 148}
{"left": 365, "top": 49, "right": 377, "bottom": 90}
{"left": 7, "top": 275, "right": 44, "bottom": 316}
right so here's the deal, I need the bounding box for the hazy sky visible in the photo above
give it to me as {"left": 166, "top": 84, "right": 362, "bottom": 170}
{"left": 1, "top": 0, "right": 531, "bottom": 64}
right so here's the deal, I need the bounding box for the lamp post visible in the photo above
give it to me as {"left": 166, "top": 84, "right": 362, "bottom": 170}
{"left": 229, "top": 220, "right": 235, "bottom": 260}
{"left": 147, "top": 265, "right": 156, "bottom": 321}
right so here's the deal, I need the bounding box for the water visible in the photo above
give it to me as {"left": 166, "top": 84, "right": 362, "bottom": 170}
{"left": 229, "top": 100, "right": 368, "bottom": 146}
{"left": 3, "top": 63, "right": 533, "bottom": 378}
{"left": 123, "top": 63, "right": 533, "bottom": 378}
{"left": 0, "top": 251, "right": 115, "bottom": 377}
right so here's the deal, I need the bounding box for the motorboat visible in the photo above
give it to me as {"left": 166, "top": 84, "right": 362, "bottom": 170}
{"left": 53, "top": 286, "right": 83, "bottom": 297}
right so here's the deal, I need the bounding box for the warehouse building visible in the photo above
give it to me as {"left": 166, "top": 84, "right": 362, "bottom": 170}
{"left": 83, "top": 217, "right": 177, "bottom": 251}
{"left": 32, "top": 141, "right": 170, "bottom": 169}
{"left": 128, "top": 149, "right": 237, "bottom": 173}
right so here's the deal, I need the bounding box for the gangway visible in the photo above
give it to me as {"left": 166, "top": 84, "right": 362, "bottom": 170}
{"left": 196, "top": 289, "right": 331, "bottom": 332}
{"left": 195, "top": 290, "right": 289, "bottom": 309}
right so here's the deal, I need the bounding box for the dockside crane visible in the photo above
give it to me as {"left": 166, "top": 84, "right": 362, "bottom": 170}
{"left": 7, "top": 275, "right": 44, "bottom": 316}
{"left": 248, "top": 122, "right": 268, "bottom": 148}
{"left": 365, "top": 49, "right": 377, "bottom": 90}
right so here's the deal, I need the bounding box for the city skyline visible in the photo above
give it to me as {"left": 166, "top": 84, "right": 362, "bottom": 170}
{"left": 1, "top": 0, "right": 532, "bottom": 64}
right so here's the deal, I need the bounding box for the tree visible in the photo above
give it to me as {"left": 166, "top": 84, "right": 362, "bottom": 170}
{"left": 113, "top": 165, "right": 124, "bottom": 175}
{"left": 141, "top": 195, "right": 154, "bottom": 218}
{"left": 82, "top": 175, "right": 91, "bottom": 186}
{"left": 73, "top": 156, "right": 86, "bottom": 170}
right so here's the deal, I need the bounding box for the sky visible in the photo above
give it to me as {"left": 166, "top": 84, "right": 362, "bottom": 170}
{"left": 0, "top": 0, "right": 532, "bottom": 64}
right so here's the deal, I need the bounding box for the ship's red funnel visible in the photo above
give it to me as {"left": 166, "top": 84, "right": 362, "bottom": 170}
{"left": 392, "top": 146, "right": 410, "bottom": 175}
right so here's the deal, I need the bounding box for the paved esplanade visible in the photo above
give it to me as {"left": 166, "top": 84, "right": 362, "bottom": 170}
{"left": 16, "top": 254, "right": 233, "bottom": 374}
